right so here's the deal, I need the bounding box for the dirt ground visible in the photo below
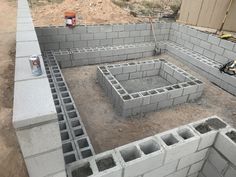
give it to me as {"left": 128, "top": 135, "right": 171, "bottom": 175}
{"left": 62, "top": 54, "right": 236, "bottom": 153}
{"left": 31, "top": 0, "right": 141, "bottom": 26}
{"left": 0, "top": 0, "right": 28, "bottom": 177}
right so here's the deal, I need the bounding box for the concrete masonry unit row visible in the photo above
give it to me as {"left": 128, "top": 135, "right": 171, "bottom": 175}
{"left": 66, "top": 116, "right": 236, "bottom": 177}
{"left": 97, "top": 59, "right": 204, "bottom": 117}
{"left": 43, "top": 51, "right": 95, "bottom": 165}
{"left": 36, "top": 21, "right": 236, "bottom": 96}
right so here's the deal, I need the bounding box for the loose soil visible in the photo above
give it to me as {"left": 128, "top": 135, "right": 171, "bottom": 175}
{"left": 62, "top": 54, "right": 236, "bottom": 153}
{"left": 0, "top": 0, "right": 28, "bottom": 177}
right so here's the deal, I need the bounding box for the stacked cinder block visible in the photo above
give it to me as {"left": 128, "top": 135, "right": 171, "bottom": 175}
{"left": 13, "top": 0, "right": 66, "bottom": 176}
{"left": 35, "top": 22, "right": 171, "bottom": 68}
{"left": 166, "top": 23, "right": 236, "bottom": 96}
{"left": 51, "top": 43, "right": 156, "bottom": 68}
{"left": 97, "top": 59, "right": 204, "bottom": 117}
{"left": 200, "top": 126, "right": 236, "bottom": 177}
{"left": 66, "top": 116, "right": 235, "bottom": 177}
{"left": 36, "top": 22, "right": 170, "bottom": 51}
{"left": 43, "top": 51, "right": 95, "bottom": 165}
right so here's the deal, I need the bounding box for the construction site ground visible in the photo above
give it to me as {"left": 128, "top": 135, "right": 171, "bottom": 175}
{"left": 62, "top": 54, "right": 236, "bottom": 153}
{"left": 0, "top": 0, "right": 235, "bottom": 177}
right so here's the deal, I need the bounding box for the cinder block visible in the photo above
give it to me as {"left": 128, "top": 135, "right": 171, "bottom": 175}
{"left": 189, "top": 118, "right": 218, "bottom": 150}
{"left": 202, "top": 161, "right": 222, "bottom": 177}
{"left": 25, "top": 148, "right": 65, "bottom": 177}
{"left": 16, "top": 121, "right": 61, "bottom": 158}
{"left": 219, "top": 39, "right": 234, "bottom": 50}
{"left": 116, "top": 137, "right": 165, "bottom": 177}
{"left": 143, "top": 160, "right": 179, "bottom": 177}
{"left": 208, "top": 35, "right": 220, "bottom": 45}
{"left": 16, "top": 41, "right": 41, "bottom": 58}
{"left": 156, "top": 126, "right": 200, "bottom": 164}
{"left": 207, "top": 148, "right": 228, "bottom": 174}
{"left": 188, "top": 160, "right": 205, "bottom": 175}
{"left": 67, "top": 150, "right": 122, "bottom": 177}
{"left": 48, "top": 170, "right": 67, "bottom": 177}
{"left": 13, "top": 78, "right": 56, "bottom": 128}
{"left": 214, "top": 127, "right": 236, "bottom": 166}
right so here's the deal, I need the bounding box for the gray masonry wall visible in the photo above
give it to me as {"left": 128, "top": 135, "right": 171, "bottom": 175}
{"left": 66, "top": 116, "right": 236, "bottom": 177}
{"left": 14, "top": 0, "right": 66, "bottom": 176}
{"left": 97, "top": 59, "right": 204, "bottom": 117}
{"left": 35, "top": 22, "right": 170, "bottom": 51}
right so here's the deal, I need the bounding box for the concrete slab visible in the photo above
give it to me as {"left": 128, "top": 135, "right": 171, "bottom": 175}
{"left": 13, "top": 78, "right": 57, "bottom": 128}
{"left": 16, "top": 41, "right": 41, "bottom": 58}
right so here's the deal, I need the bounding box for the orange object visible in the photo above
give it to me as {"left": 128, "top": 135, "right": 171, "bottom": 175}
{"left": 64, "top": 11, "right": 76, "bottom": 27}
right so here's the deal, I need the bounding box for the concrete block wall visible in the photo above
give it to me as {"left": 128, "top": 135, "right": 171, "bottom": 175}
{"left": 43, "top": 51, "right": 95, "bottom": 165}
{"left": 66, "top": 116, "right": 236, "bottom": 177}
{"left": 35, "top": 22, "right": 171, "bottom": 51}
{"left": 169, "top": 23, "right": 236, "bottom": 65}
{"left": 159, "top": 40, "right": 236, "bottom": 96}
{"left": 200, "top": 127, "right": 236, "bottom": 177}
{"left": 51, "top": 42, "right": 156, "bottom": 68}
{"left": 97, "top": 59, "right": 204, "bottom": 117}
{"left": 166, "top": 23, "right": 236, "bottom": 96}
{"left": 13, "top": 0, "right": 66, "bottom": 176}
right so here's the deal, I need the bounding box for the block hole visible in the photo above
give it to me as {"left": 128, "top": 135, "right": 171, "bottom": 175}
{"left": 161, "top": 134, "right": 179, "bottom": 146}
{"left": 157, "top": 89, "right": 165, "bottom": 93}
{"left": 58, "top": 82, "right": 65, "bottom": 87}
{"left": 195, "top": 123, "right": 212, "bottom": 134}
{"left": 118, "top": 89, "right": 126, "bottom": 94}
{"left": 68, "top": 111, "right": 78, "bottom": 119}
{"left": 59, "top": 122, "right": 67, "bottom": 131}
{"left": 56, "top": 107, "right": 62, "bottom": 114}
{"left": 57, "top": 114, "right": 64, "bottom": 121}
{"left": 123, "top": 95, "right": 131, "bottom": 100}
{"left": 62, "top": 142, "right": 73, "bottom": 153}
{"left": 54, "top": 100, "right": 60, "bottom": 106}
{"left": 61, "top": 92, "right": 69, "bottom": 98}
{"left": 66, "top": 104, "right": 75, "bottom": 111}
{"left": 141, "top": 91, "right": 149, "bottom": 96}
{"left": 173, "top": 85, "right": 180, "bottom": 89}
{"left": 166, "top": 87, "right": 173, "bottom": 91}
{"left": 81, "top": 149, "right": 93, "bottom": 158}
{"left": 96, "top": 156, "right": 116, "bottom": 172}
{"left": 51, "top": 88, "right": 56, "bottom": 93}
{"left": 206, "top": 118, "right": 227, "bottom": 130}
{"left": 64, "top": 154, "right": 76, "bottom": 165}
{"left": 77, "top": 138, "right": 89, "bottom": 149}
{"left": 55, "top": 73, "right": 62, "bottom": 78}
{"left": 131, "top": 93, "right": 140, "bottom": 98}
{"left": 226, "top": 131, "right": 236, "bottom": 143}
{"left": 56, "top": 78, "right": 63, "bottom": 82}
{"left": 59, "top": 87, "right": 67, "bottom": 92}
{"left": 53, "top": 69, "right": 59, "bottom": 73}
{"left": 177, "top": 128, "right": 194, "bottom": 140}
{"left": 149, "top": 90, "right": 157, "bottom": 95}
{"left": 74, "top": 128, "right": 84, "bottom": 137}
{"left": 63, "top": 98, "right": 72, "bottom": 104}
{"left": 61, "top": 131, "right": 70, "bottom": 141}
{"left": 53, "top": 94, "right": 58, "bottom": 99}
{"left": 195, "top": 80, "right": 203, "bottom": 84}
{"left": 115, "top": 85, "right": 121, "bottom": 89}
{"left": 111, "top": 80, "right": 117, "bottom": 85}
{"left": 182, "top": 84, "right": 189, "bottom": 87}
{"left": 50, "top": 83, "right": 55, "bottom": 88}
{"left": 71, "top": 119, "right": 81, "bottom": 128}
{"left": 139, "top": 139, "right": 160, "bottom": 155}
{"left": 187, "top": 81, "right": 196, "bottom": 85}
{"left": 120, "top": 146, "right": 141, "bottom": 162}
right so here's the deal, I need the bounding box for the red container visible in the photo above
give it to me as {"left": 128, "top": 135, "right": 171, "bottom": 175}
{"left": 65, "top": 11, "right": 76, "bottom": 27}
